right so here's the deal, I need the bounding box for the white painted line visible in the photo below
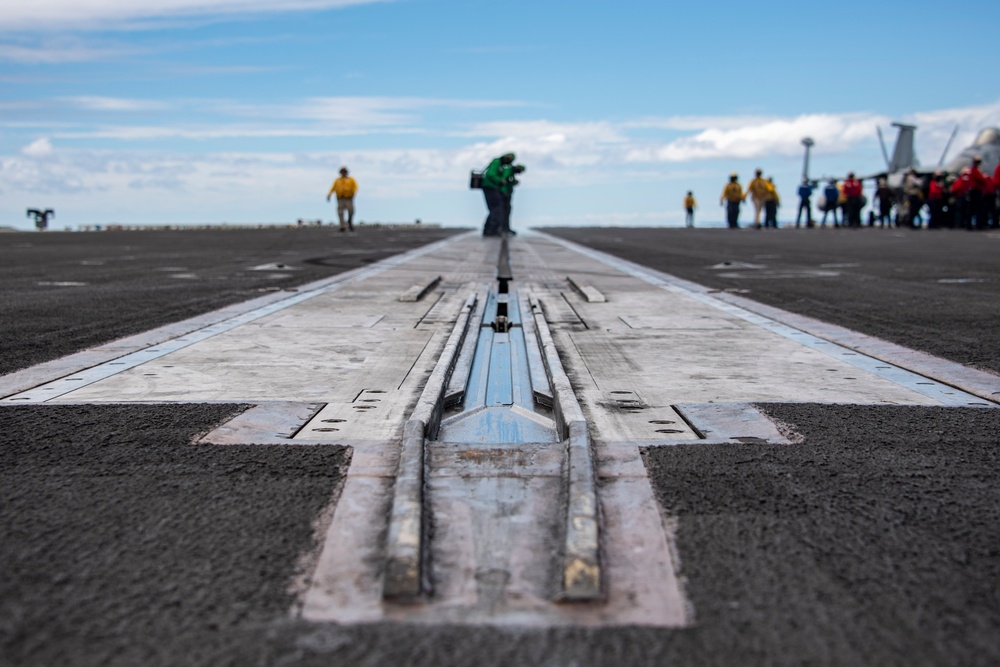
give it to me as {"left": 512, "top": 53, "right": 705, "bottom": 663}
{"left": 539, "top": 233, "right": 997, "bottom": 409}
{"left": 1, "top": 233, "right": 473, "bottom": 404}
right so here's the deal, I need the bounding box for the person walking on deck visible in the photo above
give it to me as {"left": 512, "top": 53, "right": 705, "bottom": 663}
{"left": 326, "top": 167, "right": 358, "bottom": 232}
{"left": 684, "top": 191, "right": 697, "bottom": 228}
{"left": 796, "top": 178, "right": 814, "bottom": 228}
{"left": 720, "top": 173, "right": 744, "bottom": 229}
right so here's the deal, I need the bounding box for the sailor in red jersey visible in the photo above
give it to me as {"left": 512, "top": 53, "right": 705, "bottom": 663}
{"left": 927, "top": 172, "right": 947, "bottom": 229}
{"left": 952, "top": 168, "right": 972, "bottom": 228}
{"left": 842, "top": 172, "right": 864, "bottom": 227}
{"left": 966, "top": 157, "right": 988, "bottom": 229}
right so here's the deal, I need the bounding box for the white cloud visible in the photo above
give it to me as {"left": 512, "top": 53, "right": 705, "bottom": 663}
{"left": 0, "top": 39, "right": 134, "bottom": 63}
{"left": 624, "top": 115, "right": 778, "bottom": 132}
{"left": 625, "top": 113, "right": 890, "bottom": 163}
{"left": 222, "top": 96, "right": 527, "bottom": 126}
{"left": 623, "top": 103, "right": 1000, "bottom": 166}
{"left": 456, "top": 120, "right": 630, "bottom": 171}
{"left": 0, "top": 32, "right": 302, "bottom": 64}
{"left": 27, "top": 96, "right": 530, "bottom": 142}
{"left": 4, "top": 99, "right": 999, "bottom": 229}
{"left": 63, "top": 96, "right": 168, "bottom": 112}
{"left": 21, "top": 138, "right": 54, "bottom": 157}
{"left": 52, "top": 126, "right": 337, "bottom": 141}
{"left": 12, "top": 99, "right": 1000, "bottom": 171}
{"left": 910, "top": 99, "right": 1000, "bottom": 163}
{"left": 0, "top": 0, "right": 388, "bottom": 31}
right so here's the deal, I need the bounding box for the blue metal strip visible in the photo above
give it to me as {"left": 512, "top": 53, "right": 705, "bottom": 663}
{"left": 443, "top": 287, "right": 559, "bottom": 444}
{"left": 486, "top": 333, "right": 513, "bottom": 406}
{"left": 508, "top": 328, "right": 532, "bottom": 409}
{"left": 463, "top": 327, "right": 495, "bottom": 411}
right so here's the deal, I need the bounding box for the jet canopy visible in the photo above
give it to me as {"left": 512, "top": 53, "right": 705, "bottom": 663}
{"left": 972, "top": 128, "right": 1000, "bottom": 146}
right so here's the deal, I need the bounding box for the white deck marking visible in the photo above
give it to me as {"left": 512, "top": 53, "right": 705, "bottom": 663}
{"left": 3, "top": 231, "right": 995, "bottom": 629}
{"left": 549, "top": 232, "right": 990, "bottom": 406}
{"left": 1, "top": 233, "right": 474, "bottom": 405}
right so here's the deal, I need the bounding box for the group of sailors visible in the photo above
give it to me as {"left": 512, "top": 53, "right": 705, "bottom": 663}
{"left": 799, "top": 157, "right": 1000, "bottom": 230}
{"left": 712, "top": 158, "right": 1000, "bottom": 231}
{"left": 873, "top": 158, "right": 999, "bottom": 230}
{"left": 718, "top": 168, "right": 783, "bottom": 229}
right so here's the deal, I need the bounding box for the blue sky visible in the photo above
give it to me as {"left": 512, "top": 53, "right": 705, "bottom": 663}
{"left": 3, "top": 0, "right": 999, "bottom": 230}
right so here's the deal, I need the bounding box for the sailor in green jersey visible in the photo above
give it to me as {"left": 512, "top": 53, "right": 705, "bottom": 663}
{"left": 499, "top": 162, "right": 525, "bottom": 236}
{"left": 481, "top": 153, "right": 515, "bottom": 237}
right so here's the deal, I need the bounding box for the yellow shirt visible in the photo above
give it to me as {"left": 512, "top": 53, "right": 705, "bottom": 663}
{"left": 765, "top": 182, "right": 780, "bottom": 205}
{"left": 746, "top": 177, "right": 770, "bottom": 201}
{"left": 684, "top": 195, "right": 696, "bottom": 209}
{"left": 721, "top": 182, "right": 743, "bottom": 202}
{"left": 328, "top": 176, "right": 358, "bottom": 199}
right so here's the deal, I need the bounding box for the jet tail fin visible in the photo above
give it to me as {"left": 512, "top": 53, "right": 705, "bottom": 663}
{"left": 889, "top": 122, "right": 918, "bottom": 172}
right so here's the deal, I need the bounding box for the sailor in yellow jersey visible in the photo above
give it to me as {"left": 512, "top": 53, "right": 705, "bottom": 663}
{"left": 720, "top": 173, "right": 744, "bottom": 228}
{"left": 326, "top": 166, "right": 359, "bottom": 232}
{"left": 683, "top": 191, "right": 697, "bottom": 228}
{"left": 744, "top": 168, "right": 770, "bottom": 229}
{"left": 763, "top": 177, "right": 780, "bottom": 228}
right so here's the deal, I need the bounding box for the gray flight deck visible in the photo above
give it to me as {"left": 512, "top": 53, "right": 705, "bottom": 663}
{"left": 3, "top": 226, "right": 1000, "bottom": 665}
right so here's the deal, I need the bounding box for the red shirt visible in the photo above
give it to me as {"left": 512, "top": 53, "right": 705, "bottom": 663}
{"left": 952, "top": 175, "right": 970, "bottom": 197}
{"left": 842, "top": 178, "right": 863, "bottom": 198}
{"left": 928, "top": 180, "right": 945, "bottom": 201}
{"left": 984, "top": 176, "right": 997, "bottom": 195}
{"left": 968, "top": 166, "right": 987, "bottom": 191}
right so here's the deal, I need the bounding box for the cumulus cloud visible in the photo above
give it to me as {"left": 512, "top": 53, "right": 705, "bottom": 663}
{"left": 623, "top": 103, "right": 1000, "bottom": 166}
{"left": 624, "top": 113, "right": 890, "bottom": 163}
{"left": 0, "top": 0, "right": 387, "bottom": 31}
{"left": 624, "top": 115, "right": 778, "bottom": 132}
{"left": 454, "top": 120, "right": 630, "bottom": 172}
{"left": 12, "top": 98, "right": 1000, "bottom": 171}
{"left": 464, "top": 120, "right": 627, "bottom": 147}
{"left": 3, "top": 98, "right": 999, "bottom": 228}
{"left": 21, "top": 138, "right": 54, "bottom": 157}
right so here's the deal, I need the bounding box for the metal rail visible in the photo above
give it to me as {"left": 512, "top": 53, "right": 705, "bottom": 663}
{"left": 528, "top": 294, "right": 603, "bottom": 600}
{"left": 383, "top": 239, "right": 603, "bottom": 602}
{"left": 383, "top": 292, "right": 478, "bottom": 599}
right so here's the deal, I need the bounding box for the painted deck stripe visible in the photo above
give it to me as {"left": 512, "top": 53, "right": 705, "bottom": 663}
{"left": 540, "top": 233, "right": 995, "bottom": 409}
{"left": 1, "top": 233, "right": 472, "bottom": 404}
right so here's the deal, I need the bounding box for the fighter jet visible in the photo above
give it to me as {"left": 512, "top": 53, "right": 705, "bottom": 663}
{"left": 866, "top": 123, "right": 1000, "bottom": 187}
{"left": 941, "top": 127, "right": 1000, "bottom": 176}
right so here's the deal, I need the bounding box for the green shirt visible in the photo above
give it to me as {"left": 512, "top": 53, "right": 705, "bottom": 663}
{"left": 481, "top": 158, "right": 511, "bottom": 190}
